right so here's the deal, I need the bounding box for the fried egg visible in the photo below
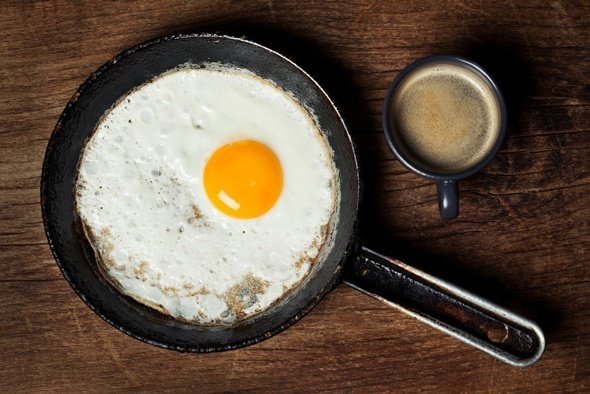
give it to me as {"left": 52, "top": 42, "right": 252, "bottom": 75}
{"left": 75, "top": 66, "right": 337, "bottom": 325}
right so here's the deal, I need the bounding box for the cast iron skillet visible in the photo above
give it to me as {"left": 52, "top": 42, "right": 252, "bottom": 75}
{"left": 41, "top": 34, "right": 544, "bottom": 366}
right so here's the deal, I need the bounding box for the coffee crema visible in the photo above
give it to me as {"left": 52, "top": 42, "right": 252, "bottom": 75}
{"left": 390, "top": 63, "right": 500, "bottom": 173}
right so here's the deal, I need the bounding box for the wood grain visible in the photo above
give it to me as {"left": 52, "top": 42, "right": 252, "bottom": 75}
{"left": 1, "top": 0, "right": 589, "bottom": 391}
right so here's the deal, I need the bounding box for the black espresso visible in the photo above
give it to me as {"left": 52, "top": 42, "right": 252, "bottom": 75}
{"left": 390, "top": 63, "right": 500, "bottom": 173}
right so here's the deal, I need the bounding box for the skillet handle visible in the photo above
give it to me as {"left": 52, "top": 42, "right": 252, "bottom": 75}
{"left": 342, "top": 247, "right": 545, "bottom": 367}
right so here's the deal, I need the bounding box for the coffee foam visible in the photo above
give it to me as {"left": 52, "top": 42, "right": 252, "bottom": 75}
{"left": 390, "top": 63, "right": 500, "bottom": 173}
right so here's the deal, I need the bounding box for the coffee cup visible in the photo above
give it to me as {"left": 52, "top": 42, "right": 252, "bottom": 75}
{"left": 383, "top": 55, "right": 507, "bottom": 219}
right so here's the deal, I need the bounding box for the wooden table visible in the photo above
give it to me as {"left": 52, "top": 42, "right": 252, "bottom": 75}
{"left": 1, "top": 0, "right": 588, "bottom": 391}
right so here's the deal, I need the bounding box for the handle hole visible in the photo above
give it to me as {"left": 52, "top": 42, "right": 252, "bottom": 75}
{"left": 487, "top": 324, "right": 509, "bottom": 343}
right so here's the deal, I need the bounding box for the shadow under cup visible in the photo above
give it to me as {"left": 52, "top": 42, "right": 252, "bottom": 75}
{"left": 383, "top": 56, "right": 507, "bottom": 219}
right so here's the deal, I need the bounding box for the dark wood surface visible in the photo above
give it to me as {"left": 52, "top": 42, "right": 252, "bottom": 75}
{"left": 1, "top": 0, "right": 588, "bottom": 391}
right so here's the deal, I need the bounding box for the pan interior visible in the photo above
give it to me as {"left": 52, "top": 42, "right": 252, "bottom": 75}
{"left": 42, "top": 34, "right": 359, "bottom": 351}
{"left": 76, "top": 64, "right": 339, "bottom": 326}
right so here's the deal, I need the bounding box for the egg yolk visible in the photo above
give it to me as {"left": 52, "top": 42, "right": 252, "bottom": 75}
{"left": 203, "top": 140, "right": 283, "bottom": 219}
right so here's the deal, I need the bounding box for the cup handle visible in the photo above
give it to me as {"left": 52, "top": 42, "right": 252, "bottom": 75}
{"left": 343, "top": 247, "right": 545, "bottom": 367}
{"left": 436, "top": 180, "right": 459, "bottom": 219}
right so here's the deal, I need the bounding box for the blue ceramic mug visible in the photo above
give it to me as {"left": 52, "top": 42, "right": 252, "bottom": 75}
{"left": 383, "top": 56, "right": 507, "bottom": 219}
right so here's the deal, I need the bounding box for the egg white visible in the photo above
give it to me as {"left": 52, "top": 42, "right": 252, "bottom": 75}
{"left": 75, "top": 66, "right": 337, "bottom": 325}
